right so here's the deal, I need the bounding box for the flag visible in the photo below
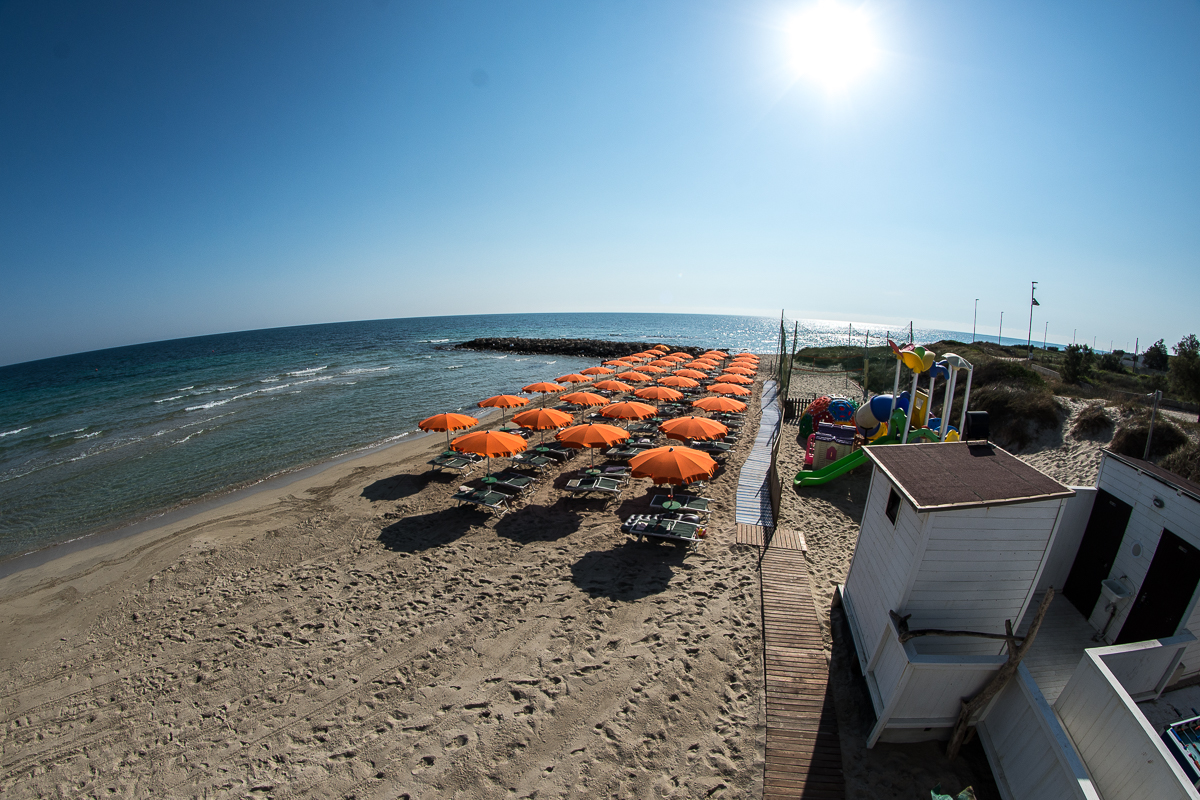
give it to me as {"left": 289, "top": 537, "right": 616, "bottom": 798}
{"left": 1032, "top": 298, "right": 1040, "bottom": 306}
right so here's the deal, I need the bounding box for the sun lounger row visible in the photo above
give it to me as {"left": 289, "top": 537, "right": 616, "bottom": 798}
{"left": 429, "top": 450, "right": 482, "bottom": 473}
{"left": 564, "top": 476, "right": 624, "bottom": 501}
{"left": 648, "top": 494, "right": 712, "bottom": 514}
{"left": 452, "top": 486, "right": 511, "bottom": 513}
{"left": 620, "top": 513, "right": 706, "bottom": 547}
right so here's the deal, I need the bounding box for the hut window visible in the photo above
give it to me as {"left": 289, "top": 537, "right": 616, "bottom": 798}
{"left": 885, "top": 488, "right": 901, "bottom": 525}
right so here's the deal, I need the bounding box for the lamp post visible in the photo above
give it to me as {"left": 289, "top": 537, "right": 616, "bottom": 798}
{"left": 972, "top": 299, "right": 978, "bottom": 343}
{"left": 1043, "top": 321, "right": 1048, "bottom": 351}
{"left": 998, "top": 312, "right": 1003, "bottom": 346}
{"left": 1026, "top": 281, "right": 1039, "bottom": 360}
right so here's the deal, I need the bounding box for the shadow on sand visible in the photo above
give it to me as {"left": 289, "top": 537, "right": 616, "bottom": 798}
{"left": 494, "top": 497, "right": 585, "bottom": 544}
{"left": 570, "top": 541, "right": 685, "bottom": 600}
{"left": 362, "top": 470, "right": 455, "bottom": 502}
{"left": 378, "top": 506, "right": 480, "bottom": 553}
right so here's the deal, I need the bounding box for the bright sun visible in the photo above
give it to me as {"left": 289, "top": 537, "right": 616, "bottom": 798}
{"left": 787, "top": 2, "right": 878, "bottom": 92}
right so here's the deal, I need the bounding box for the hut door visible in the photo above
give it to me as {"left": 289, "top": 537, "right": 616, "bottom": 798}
{"left": 1062, "top": 490, "right": 1132, "bottom": 618}
{"left": 1116, "top": 530, "right": 1200, "bottom": 645}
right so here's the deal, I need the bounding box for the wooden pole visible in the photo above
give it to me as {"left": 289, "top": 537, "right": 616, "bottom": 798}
{"left": 945, "top": 587, "right": 1055, "bottom": 762}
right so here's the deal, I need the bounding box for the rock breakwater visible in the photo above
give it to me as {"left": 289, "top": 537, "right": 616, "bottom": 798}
{"left": 454, "top": 337, "right": 709, "bottom": 359}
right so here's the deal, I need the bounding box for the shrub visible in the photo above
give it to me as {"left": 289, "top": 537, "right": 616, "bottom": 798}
{"left": 971, "top": 385, "right": 1061, "bottom": 451}
{"left": 1170, "top": 334, "right": 1200, "bottom": 422}
{"left": 1143, "top": 339, "right": 1169, "bottom": 371}
{"left": 1098, "top": 352, "right": 1124, "bottom": 372}
{"left": 1071, "top": 404, "right": 1113, "bottom": 437}
{"left": 1161, "top": 443, "right": 1200, "bottom": 484}
{"left": 1062, "top": 344, "right": 1094, "bottom": 384}
{"left": 971, "top": 359, "right": 1045, "bottom": 390}
{"left": 1110, "top": 417, "right": 1188, "bottom": 460}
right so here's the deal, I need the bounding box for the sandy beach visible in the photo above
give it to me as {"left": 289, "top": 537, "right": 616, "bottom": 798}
{"left": 0, "top": 376, "right": 767, "bottom": 798}
{"left": 7, "top": 354, "right": 1187, "bottom": 799}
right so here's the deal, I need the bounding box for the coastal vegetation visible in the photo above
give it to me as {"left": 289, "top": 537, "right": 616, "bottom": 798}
{"left": 793, "top": 336, "right": 1200, "bottom": 460}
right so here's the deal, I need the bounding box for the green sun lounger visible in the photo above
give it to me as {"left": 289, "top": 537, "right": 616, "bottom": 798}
{"left": 649, "top": 494, "right": 712, "bottom": 515}
{"left": 452, "top": 487, "right": 510, "bottom": 513}
{"left": 620, "top": 514, "right": 706, "bottom": 547}
{"left": 564, "top": 476, "right": 624, "bottom": 500}
{"left": 430, "top": 453, "right": 473, "bottom": 473}
{"left": 492, "top": 473, "right": 535, "bottom": 495}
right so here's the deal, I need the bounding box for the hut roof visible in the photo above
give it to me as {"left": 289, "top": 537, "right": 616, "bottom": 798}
{"left": 865, "top": 442, "right": 1073, "bottom": 512}
{"left": 1103, "top": 449, "right": 1200, "bottom": 504}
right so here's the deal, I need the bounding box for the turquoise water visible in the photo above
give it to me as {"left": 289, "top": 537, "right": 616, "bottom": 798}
{"left": 0, "top": 312, "right": 987, "bottom": 560}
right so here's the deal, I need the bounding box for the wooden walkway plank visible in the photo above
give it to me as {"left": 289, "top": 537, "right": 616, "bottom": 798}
{"left": 759, "top": 546, "right": 844, "bottom": 799}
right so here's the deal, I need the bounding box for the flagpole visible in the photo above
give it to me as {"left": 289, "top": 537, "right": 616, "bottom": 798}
{"left": 1027, "top": 281, "right": 1038, "bottom": 360}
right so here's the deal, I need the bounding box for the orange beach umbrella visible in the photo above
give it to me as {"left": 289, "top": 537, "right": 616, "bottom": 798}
{"left": 658, "top": 375, "right": 699, "bottom": 388}
{"left": 674, "top": 369, "right": 707, "bottom": 379}
{"left": 604, "top": 358, "right": 635, "bottom": 367}
{"left": 615, "top": 371, "right": 652, "bottom": 383}
{"left": 659, "top": 416, "right": 729, "bottom": 442}
{"left": 556, "top": 373, "right": 591, "bottom": 384}
{"left": 708, "top": 383, "right": 751, "bottom": 396}
{"left": 592, "top": 379, "right": 633, "bottom": 393}
{"left": 451, "top": 429, "right": 528, "bottom": 475}
{"left": 522, "top": 381, "right": 567, "bottom": 405}
{"left": 556, "top": 422, "right": 630, "bottom": 466}
{"left": 692, "top": 396, "right": 747, "bottom": 413}
{"left": 512, "top": 407, "right": 573, "bottom": 430}
{"left": 419, "top": 412, "right": 480, "bottom": 449}
{"left": 512, "top": 407, "right": 574, "bottom": 443}
{"left": 581, "top": 366, "right": 614, "bottom": 375}
{"left": 478, "top": 394, "right": 529, "bottom": 422}
{"left": 723, "top": 366, "right": 756, "bottom": 376}
{"left": 629, "top": 446, "right": 718, "bottom": 495}
{"left": 634, "top": 385, "right": 684, "bottom": 405}
{"left": 715, "top": 374, "right": 754, "bottom": 385}
{"left": 600, "top": 401, "right": 657, "bottom": 424}
{"left": 560, "top": 391, "right": 610, "bottom": 408}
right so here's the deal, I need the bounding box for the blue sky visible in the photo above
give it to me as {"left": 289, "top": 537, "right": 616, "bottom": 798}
{"left": 2, "top": 1, "right": 1197, "bottom": 365}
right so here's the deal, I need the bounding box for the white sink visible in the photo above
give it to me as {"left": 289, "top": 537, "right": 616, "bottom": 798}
{"left": 1101, "top": 578, "right": 1131, "bottom": 604}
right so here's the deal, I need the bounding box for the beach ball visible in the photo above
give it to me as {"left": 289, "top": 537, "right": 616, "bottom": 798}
{"left": 827, "top": 397, "right": 858, "bottom": 424}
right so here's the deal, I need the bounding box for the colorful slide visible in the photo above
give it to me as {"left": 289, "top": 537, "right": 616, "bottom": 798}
{"left": 795, "top": 448, "right": 869, "bottom": 487}
{"left": 793, "top": 424, "right": 941, "bottom": 487}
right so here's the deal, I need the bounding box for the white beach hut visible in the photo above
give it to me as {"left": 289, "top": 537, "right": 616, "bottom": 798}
{"left": 839, "top": 440, "right": 1074, "bottom": 744}
{"left": 1042, "top": 450, "right": 1200, "bottom": 675}
{"left": 839, "top": 441, "right": 1200, "bottom": 799}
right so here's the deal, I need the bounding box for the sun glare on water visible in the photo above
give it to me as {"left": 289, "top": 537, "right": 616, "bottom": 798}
{"left": 787, "top": 2, "right": 878, "bottom": 93}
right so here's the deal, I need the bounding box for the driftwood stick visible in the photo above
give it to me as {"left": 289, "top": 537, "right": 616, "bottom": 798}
{"left": 888, "top": 610, "right": 1027, "bottom": 644}
{"left": 945, "top": 587, "right": 1055, "bottom": 762}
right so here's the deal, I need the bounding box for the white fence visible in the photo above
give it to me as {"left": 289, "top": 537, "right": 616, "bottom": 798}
{"left": 978, "top": 664, "right": 1099, "bottom": 800}
{"left": 1054, "top": 635, "right": 1199, "bottom": 800}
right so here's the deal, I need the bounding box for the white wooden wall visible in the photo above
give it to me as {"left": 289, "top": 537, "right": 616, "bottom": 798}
{"left": 907, "top": 499, "right": 1067, "bottom": 655}
{"left": 1100, "top": 632, "right": 1195, "bottom": 700}
{"left": 1037, "top": 486, "right": 1097, "bottom": 593}
{"left": 1087, "top": 459, "right": 1200, "bottom": 662}
{"left": 864, "top": 619, "right": 1006, "bottom": 745}
{"left": 1055, "top": 649, "right": 1200, "bottom": 800}
{"left": 978, "top": 664, "right": 1099, "bottom": 800}
{"left": 844, "top": 470, "right": 928, "bottom": 673}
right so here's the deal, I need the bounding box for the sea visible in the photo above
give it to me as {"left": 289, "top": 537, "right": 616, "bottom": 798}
{"left": 0, "top": 312, "right": 1013, "bottom": 564}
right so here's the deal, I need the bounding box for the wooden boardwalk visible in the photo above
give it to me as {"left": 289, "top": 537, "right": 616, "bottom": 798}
{"left": 760, "top": 546, "right": 845, "bottom": 799}
{"left": 735, "top": 377, "right": 844, "bottom": 797}
{"left": 736, "top": 523, "right": 806, "bottom": 552}
{"left": 735, "top": 380, "right": 780, "bottom": 527}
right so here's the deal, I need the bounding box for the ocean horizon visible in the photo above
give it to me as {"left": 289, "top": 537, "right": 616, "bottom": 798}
{"left": 0, "top": 312, "right": 1049, "bottom": 563}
